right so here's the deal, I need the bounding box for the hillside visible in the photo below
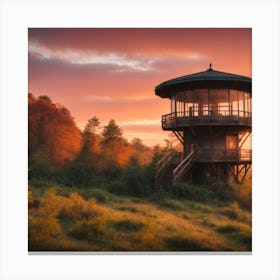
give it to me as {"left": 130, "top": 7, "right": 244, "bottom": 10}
{"left": 29, "top": 182, "right": 251, "bottom": 251}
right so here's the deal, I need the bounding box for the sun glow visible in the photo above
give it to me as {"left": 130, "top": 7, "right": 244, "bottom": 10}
{"left": 29, "top": 28, "right": 251, "bottom": 146}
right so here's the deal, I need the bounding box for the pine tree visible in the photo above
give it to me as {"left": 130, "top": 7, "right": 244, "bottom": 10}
{"left": 101, "top": 119, "right": 123, "bottom": 146}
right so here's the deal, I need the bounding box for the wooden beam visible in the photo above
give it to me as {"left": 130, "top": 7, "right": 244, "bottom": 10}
{"left": 239, "top": 132, "right": 251, "bottom": 149}
{"left": 172, "top": 131, "right": 184, "bottom": 145}
{"left": 240, "top": 164, "right": 251, "bottom": 183}
{"left": 227, "top": 163, "right": 240, "bottom": 183}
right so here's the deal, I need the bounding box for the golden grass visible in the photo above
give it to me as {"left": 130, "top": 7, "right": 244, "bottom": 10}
{"left": 28, "top": 186, "right": 251, "bottom": 251}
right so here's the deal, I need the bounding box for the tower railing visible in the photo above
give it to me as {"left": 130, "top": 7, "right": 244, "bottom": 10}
{"left": 162, "top": 110, "right": 252, "bottom": 129}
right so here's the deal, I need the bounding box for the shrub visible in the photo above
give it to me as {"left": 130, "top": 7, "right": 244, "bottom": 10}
{"left": 29, "top": 178, "right": 73, "bottom": 198}
{"left": 28, "top": 188, "right": 63, "bottom": 250}
{"left": 58, "top": 193, "right": 97, "bottom": 221}
{"left": 106, "top": 167, "right": 152, "bottom": 197}
{"left": 210, "top": 182, "right": 252, "bottom": 209}
{"left": 68, "top": 220, "right": 105, "bottom": 241}
{"left": 82, "top": 188, "right": 109, "bottom": 203}
{"left": 121, "top": 166, "right": 152, "bottom": 197}
{"left": 230, "top": 182, "right": 252, "bottom": 210}
{"left": 111, "top": 219, "right": 144, "bottom": 232}
{"left": 164, "top": 236, "right": 210, "bottom": 251}
{"left": 217, "top": 224, "right": 240, "bottom": 234}
{"left": 221, "top": 201, "right": 242, "bottom": 220}
{"left": 117, "top": 206, "right": 139, "bottom": 213}
{"left": 28, "top": 190, "right": 39, "bottom": 208}
{"left": 106, "top": 179, "right": 127, "bottom": 195}
{"left": 171, "top": 182, "right": 214, "bottom": 202}
{"left": 171, "top": 181, "right": 252, "bottom": 209}
{"left": 157, "top": 198, "right": 185, "bottom": 211}
{"left": 235, "top": 231, "right": 252, "bottom": 249}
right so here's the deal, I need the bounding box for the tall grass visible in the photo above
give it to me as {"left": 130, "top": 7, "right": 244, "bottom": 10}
{"left": 29, "top": 183, "right": 251, "bottom": 251}
{"left": 171, "top": 181, "right": 251, "bottom": 209}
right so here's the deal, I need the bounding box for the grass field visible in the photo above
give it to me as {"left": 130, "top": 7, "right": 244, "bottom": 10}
{"left": 28, "top": 181, "right": 251, "bottom": 252}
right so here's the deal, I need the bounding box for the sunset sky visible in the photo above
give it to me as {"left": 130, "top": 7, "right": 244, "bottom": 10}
{"left": 28, "top": 28, "right": 252, "bottom": 146}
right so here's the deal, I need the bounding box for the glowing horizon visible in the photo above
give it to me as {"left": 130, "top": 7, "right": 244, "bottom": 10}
{"left": 28, "top": 28, "right": 251, "bottom": 146}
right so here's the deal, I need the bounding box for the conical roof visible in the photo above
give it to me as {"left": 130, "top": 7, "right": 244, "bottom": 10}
{"left": 155, "top": 64, "right": 251, "bottom": 98}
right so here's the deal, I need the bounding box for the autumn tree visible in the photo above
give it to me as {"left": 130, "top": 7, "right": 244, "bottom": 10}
{"left": 130, "top": 138, "right": 153, "bottom": 165}
{"left": 28, "top": 94, "right": 82, "bottom": 177}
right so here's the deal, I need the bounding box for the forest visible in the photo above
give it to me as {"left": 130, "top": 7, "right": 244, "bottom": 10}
{"left": 28, "top": 93, "right": 252, "bottom": 251}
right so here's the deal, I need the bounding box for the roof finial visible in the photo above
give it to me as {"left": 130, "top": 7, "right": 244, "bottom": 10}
{"left": 208, "top": 62, "right": 213, "bottom": 71}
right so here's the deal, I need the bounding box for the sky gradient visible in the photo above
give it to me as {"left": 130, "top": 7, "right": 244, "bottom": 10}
{"left": 28, "top": 28, "right": 252, "bottom": 146}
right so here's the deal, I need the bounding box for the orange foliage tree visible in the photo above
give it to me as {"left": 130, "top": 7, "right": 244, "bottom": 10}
{"left": 28, "top": 94, "right": 82, "bottom": 175}
{"left": 28, "top": 94, "right": 156, "bottom": 188}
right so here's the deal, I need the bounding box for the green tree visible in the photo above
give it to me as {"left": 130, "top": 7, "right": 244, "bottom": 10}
{"left": 70, "top": 116, "right": 101, "bottom": 186}
{"left": 83, "top": 116, "right": 100, "bottom": 136}
{"left": 98, "top": 119, "right": 124, "bottom": 176}
{"left": 131, "top": 138, "right": 144, "bottom": 150}
{"left": 81, "top": 116, "right": 100, "bottom": 155}
{"left": 151, "top": 144, "right": 164, "bottom": 164}
{"left": 101, "top": 119, "right": 123, "bottom": 146}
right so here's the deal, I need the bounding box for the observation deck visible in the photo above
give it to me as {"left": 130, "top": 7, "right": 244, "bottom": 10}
{"left": 162, "top": 110, "right": 252, "bottom": 130}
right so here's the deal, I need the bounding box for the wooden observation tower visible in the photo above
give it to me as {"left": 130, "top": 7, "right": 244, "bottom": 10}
{"left": 155, "top": 64, "right": 252, "bottom": 190}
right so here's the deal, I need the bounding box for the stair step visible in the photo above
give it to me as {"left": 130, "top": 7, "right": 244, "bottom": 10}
{"left": 155, "top": 150, "right": 196, "bottom": 191}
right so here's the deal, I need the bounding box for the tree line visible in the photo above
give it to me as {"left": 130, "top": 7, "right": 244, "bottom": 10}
{"left": 28, "top": 94, "right": 165, "bottom": 196}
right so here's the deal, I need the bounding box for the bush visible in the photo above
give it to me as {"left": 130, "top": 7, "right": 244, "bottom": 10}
{"left": 164, "top": 236, "right": 210, "bottom": 251}
{"left": 230, "top": 182, "right": 252, "bottom": 210}
{"left": 171, "top": 181, "right": 252, "bottom": 209}
{"left": 106, "top": 166, "right": 152, "bottom": 197}
{"left": 217, "top": 224, "right": 240, "bottom": 234}
{"left": 29, "top": 178, "right": 73, "bottom": 198}
{"left": 79, "top": 188, "right": 122, "bottom": 204}
{"left": 157, "top": 198, "right": 185, "bottom": 211}
{"left": 68, "top": 220, "right": 105, "bottom": 241}
{"left": 111, "top": 219, "right": 144, "bottom": 232}
{"left": 171, "top": 183, "right": 215, "bottom": 202}
{"left": 210, "top": 182, "right": 252, "bottom": 209}
{"left": 81, "top": 188, "right": 108, "bottom": 203}
{"left": 121, "top": 166, "right": 152, "bottom": 197}
{"left": 221, "top": 201, "right": 242, "bottom": 220}
{"left": 57, "top": 193, "right": 98, "bottom": 221}
{"left": 106, "top": 179, "right": 127, "bottom": 195}
{"left": 28, "top": 188, "right": 63, "bottom": 250}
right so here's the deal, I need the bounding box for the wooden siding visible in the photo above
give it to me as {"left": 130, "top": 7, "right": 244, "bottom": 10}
{"left": 194, "top": 148, "right": 251, "bottom": 163}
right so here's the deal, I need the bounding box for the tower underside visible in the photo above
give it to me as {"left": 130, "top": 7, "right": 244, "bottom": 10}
{"left": 171, "top": 125, "right": 251, "bottom": 184}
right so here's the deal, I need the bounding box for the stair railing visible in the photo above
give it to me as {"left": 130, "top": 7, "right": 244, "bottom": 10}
{"left": 172, "top": 150, "right": 196, "bottom": 183}
{"left": 155, "top": 152, "right": 171, "bottom": 177}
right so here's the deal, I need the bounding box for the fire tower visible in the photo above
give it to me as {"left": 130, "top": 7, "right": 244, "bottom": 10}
{"left": 155, "top": 64, "right": 252, "bottom": 190}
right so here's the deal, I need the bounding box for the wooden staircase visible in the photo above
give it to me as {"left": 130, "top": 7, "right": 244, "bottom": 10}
{"left": 155, "top": 163, "right": 177, "bottom": 191}
{"left": 155, "top": 150, "right": 196, "bottom": 191}
{"left": 155, "top": 152, "right": 172, "bottom": 191}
